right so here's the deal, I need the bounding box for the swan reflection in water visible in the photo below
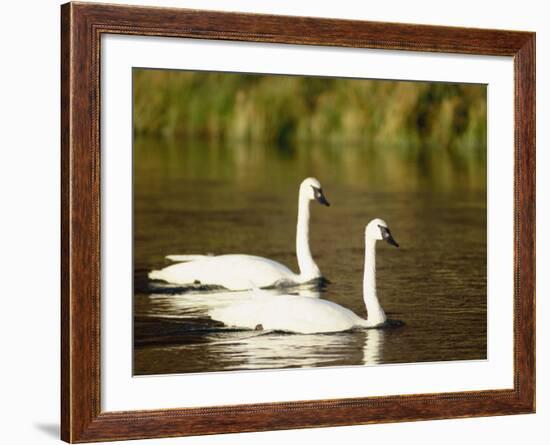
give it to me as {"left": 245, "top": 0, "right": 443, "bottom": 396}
{"left": 196, "top": 326, "right": 385, "bottom": 370}
{"left": 136, "top": 286, "right": 385, "bottom": 373}
{"left": 144, "top": 284, "right": 322, "bottom": 317}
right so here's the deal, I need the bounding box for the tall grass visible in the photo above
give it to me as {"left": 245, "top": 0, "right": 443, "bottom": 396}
{"left": 133, "top": 68, "right": 486, "bottom": 150}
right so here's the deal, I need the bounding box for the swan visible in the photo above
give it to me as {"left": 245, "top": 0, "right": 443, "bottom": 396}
{"left": 148, "top": 177, "right": 330, "bottom": 290}
{"left": 208, "top": 218, "right": 399, "bottom": 334}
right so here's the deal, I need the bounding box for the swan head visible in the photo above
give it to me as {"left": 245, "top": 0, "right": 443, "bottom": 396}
{"left": 300, "top": 177, "right": 330, "bottom": 206}
{"left": 366, "top": 218, "right": 399, "bottom": 247}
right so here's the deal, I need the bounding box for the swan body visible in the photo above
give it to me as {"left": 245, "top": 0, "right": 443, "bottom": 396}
{"left": 149, "top": 178, "right": 330, "bottom": 290}
{"left": 210, "top": 294, "right": 370, "bottom": 334}
{"left": 209, "top": 218, "right": 399, "bottom": 333}
{"left": 150, "top": 254, "right": 299, "bottom": 290}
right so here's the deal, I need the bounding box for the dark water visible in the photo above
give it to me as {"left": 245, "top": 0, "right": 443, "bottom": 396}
{"left": 133, "top": 137, "right": 486, "bottom": 375}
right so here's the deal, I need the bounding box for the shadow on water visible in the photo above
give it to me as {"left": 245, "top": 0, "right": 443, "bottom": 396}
{"left": 133, "top": 137, "right": 487, "bottom": 375}
{"left": 134, "top": 314, "right": 389, "bottom": 375}
{"left": 133, "top": 285, "right": 400, "bottom": 374}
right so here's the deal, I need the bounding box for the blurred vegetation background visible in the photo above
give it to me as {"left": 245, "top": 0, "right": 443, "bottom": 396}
{"left": 133, "top": 68, "right": 486, "bottom": 151}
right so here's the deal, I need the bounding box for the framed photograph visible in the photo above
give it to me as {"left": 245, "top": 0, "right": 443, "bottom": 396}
{"left": 61, "top": 2, "right": 535, "bottom": 442}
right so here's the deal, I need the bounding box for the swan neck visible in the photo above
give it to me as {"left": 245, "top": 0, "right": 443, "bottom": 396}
{"left": 296, "top": 192, "right": 320, "bottom": 281}
{"left": 363, "top": 238, "right": 386, "bottom": 326}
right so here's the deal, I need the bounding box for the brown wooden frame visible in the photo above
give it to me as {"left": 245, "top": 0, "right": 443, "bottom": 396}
{"left": 61, "top": 1, "right": 535, "bottom": 442}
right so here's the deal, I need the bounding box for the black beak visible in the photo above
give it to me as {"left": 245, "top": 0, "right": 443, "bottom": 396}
{"left": 316, "top": 192, "right": 330, "bottom": 206}
{"left": 379, "top": 225, "right": 399, "bottom": 248}
{"left": 385, "top": 233, "right": 399, "bottom": 248}
{"left": 312, "top": 186, "right": 330, "bottom": 207}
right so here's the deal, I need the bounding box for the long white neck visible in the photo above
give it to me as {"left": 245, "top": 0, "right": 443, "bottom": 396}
{"left": 362, "top": 238, "right": 387, "bottom": 326}
{"left": 296, "top": 192, "right": 321, "bottom": 281}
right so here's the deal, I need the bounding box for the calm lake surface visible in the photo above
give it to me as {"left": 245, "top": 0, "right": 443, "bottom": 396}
{"left": 133, "top": 137, "right": 486, "bottom": 375}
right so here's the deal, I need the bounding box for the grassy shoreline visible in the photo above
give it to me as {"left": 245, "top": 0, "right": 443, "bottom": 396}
{"left": 133, "top": 69, "right": 487, "bottom": 151}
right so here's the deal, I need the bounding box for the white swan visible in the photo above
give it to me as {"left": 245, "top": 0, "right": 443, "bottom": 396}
{"left": 209, "top": 219, "right": 399, "bottom": 334}
{"left": 148, "top": 177, "right": 330, "bottom": 290}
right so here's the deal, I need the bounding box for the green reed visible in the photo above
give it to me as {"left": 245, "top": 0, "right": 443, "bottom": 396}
{"left": 133, "top": 69, "right": 486, "bottom": 152}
